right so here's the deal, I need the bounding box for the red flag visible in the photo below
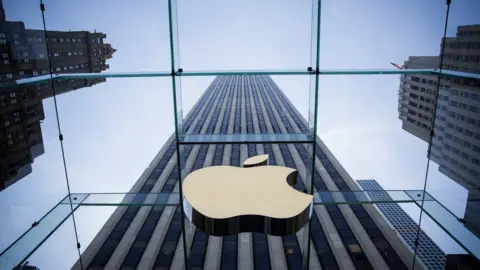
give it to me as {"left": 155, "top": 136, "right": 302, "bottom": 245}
{"left": 390, "top": 62, "right": 403, "bottom": 69}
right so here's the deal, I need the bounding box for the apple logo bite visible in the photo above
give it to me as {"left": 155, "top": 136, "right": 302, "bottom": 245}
{"left": 182, "top": 154, "right": 313, "bottom": 236}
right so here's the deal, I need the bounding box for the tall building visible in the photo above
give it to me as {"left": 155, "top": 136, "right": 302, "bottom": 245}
{"left": 397, "top": 24, "right": 480, "bottom": 236}
{"left": 74, "top": 75, "right": 423, "bottom": 270}
{"left": 0, "top": 0, "right": 115, "bottom": 190}
{"left": 358, "top": 179, "right": 446, "bottom": 270}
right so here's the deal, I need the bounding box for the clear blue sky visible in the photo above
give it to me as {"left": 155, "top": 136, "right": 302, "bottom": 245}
{"left": 1, "top": 0, "right": 479, "bottom": 269}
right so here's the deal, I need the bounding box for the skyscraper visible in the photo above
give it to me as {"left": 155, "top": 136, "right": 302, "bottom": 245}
{"left": 0, "top": 0, "right": 115, "bottom": 190}
{"left": 397, "top": 24, "right": 480, "bottom": 236}
{"left": 74, "top": 75, "right": 423, "bottom": 269}
{"left": 358, "top": 179, "right": 446, "bottom": 270}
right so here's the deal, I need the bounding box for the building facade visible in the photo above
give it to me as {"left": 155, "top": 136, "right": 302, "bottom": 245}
{"left": 75, "top": 75, "right": 423, "bottom": 269}
{"left": 0, "top": 0, "right": 115, "bottom": 190}
{"left": 357, "top": 179, "right": 446, "bottom": 270}
{"left": 397, "top": 24, "right": 480, "bottom": 237}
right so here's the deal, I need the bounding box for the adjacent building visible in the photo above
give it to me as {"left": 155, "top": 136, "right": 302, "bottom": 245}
{"left": 74, "top": 75, "right": 423, "bottom": 270}
{"left": 0, "top": 0, "right": 115, "bottom": 190}
{"left": 358, "top": 179, "right": 446, "bottom": 270}
{"left": 397, "top": 24, "right": 480, "bottom": 237}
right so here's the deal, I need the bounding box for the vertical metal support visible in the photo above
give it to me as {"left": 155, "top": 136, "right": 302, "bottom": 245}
{"left": 412, "top": 1, "right": 451, "bottom": 268}
{"left": 167, "top": 0, "right": 189, "bottom": 269}
{"left": 302, "top": 0, "right": 321, "bottom": 269}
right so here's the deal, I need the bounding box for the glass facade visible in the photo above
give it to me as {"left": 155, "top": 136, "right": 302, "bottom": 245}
{"left": 71, "top": 75, "right": 412, "bottom": 269}
{"left": 358, "top": 179, "right": 446, "bottom": 270}
{"left": 1, "top": 1, "right": 480, "bottom": 269}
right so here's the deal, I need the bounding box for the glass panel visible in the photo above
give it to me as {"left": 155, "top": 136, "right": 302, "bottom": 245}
{"left": 41, "top": 0, "right": 171, "bottom": 72}
{"left": 48, "top": 77, "right": 174, "bottom": 194}
{"left": 181, "top": 133, "right": 313, "bottom": 144}
{"left": 176, "top": 0, "right": 313, "bottom": 70}
{"left": 420, "top": 200, "right": 480, "bottom": 258}
{"left": 72, "top": 192, "right": 180, "bottom": 206}
{"left": 320, "top": 0, "right": 447, "bottom": 70}
{"left": 317, "top": 74, "right": 431, "bottom": 269}
{"left": 12, "top": 216, "right": 81, "bottom": 270}
{"left": 0, "top": 0, "right": 70, "bottom": 266}
{"left": 319, "top": 69, "right": 436, "bottom": 75}
{"left": 179, "top": 142, "right": 316, "bottom": 269}
{"left": 70, "top": 206, "right": 117, "bottom": 269}
{"left": 179, "top": 75, "right": 314, "bottom": 142}
{"left": 0, "top": 203, "right": 79, "bottom": 269}
{"left": 172, "top": 75, "right": 184, "bottom": 141}
{"left": 314, "top": 190, "right": 434, "bottom": 204}
{"left": 167, "top": 0, "right": 180, "bottom": 72}
{"left": 182, "top": 69, "right": 312, "bottom": 77}
{"left": 420, "top": 1, "right": 480, "bottom": 265}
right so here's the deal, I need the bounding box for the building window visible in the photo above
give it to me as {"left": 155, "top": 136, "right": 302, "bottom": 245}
{"left": 19, "top": 71, "right": 24, "bottom": 76}
{"left": 73, "top": 52, "right": 77, "bottom": 55}
{"left": 52, "top": 38, "right": 57, "bottom": 42}
{"left": 55, "top": 68, "right": 61, "bottom": 72}
{"left": 36, "top": 37, "right": 42, "bottom": 42}
{"left": 33, "top": 71, "right": 38, "bottom": 76}
{"left": 14, "top": 40, "right": 20, "bottom": 45}
{"left": 60, "top": 38, "right": 64, "bottom": 42}
{"left": 13, "top": 33, "right": 19, "bottom": 38}
{"left": 75, "top": 65, "right": 79, "bottom": 68}
{"left": 72, "top": 38, "right": 76, "bottom": 42}
{"left": 38, "top": 53, "right": 45, "bottom": 58}
{"left": 0, "top": 40, "right": 6, "bottom": 44}
{"left": 24, "top": 59, "right": 29, "bottom": 63}
{"left": 69, "top": 65, "right": 73, "bottom": 70}
{"left": 0, "top": 33, "right": 5, "bottom": 38}
{"left": 54, "top": 52, "right": 59, "bottom": 57}
{"left": 6, "top": 73, "right": 12, "bottom": 79}
{"left": 66, "top": 38, "right": 70, "bottom": 42}
{"left": 63, "top": 66, "right": 67, "bottom": 71}
{"left": 68, "top": 52, "right": 71, "bottom": 56}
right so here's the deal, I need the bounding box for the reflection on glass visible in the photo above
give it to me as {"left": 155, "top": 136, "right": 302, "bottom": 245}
{"left": 397, "top": 24, "right": 480, "bottom": 241}
{"left": 0, "top": 8, "right": 115, "bottom": 191}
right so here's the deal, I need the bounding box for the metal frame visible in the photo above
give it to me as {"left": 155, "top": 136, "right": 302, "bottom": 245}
{"left": 2, "top": 190, "right": 479, "bottom": 269}
{"left": 2, "top": 0, "right": 480, "bottom": 269}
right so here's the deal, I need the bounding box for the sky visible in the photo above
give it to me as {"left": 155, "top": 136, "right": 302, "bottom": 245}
{"left": 1, "top": 0, "right": 479, "bottom": 269}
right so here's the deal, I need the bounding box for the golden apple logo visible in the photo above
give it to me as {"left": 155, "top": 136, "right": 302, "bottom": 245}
{"left": 183, "top": 154, "right": 313, "bottom": 236}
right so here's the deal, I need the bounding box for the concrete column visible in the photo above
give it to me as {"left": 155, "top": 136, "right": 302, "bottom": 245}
{"left": 248, "top": 77, "right": 261, "bottom": 134}
{"left": 213, "top": 78, "right": 232, "bottom": 135}
{"left": 204, "top": 76, "right": 238, "bottom": 270}
{"left": 136, "top": 206, "right": 176, "bottom": 269}
{"left": 251, "top": 77, "right": 286, "bottom": 270}
{"left": 238, "top": 76, "right": 254, "bottom": 270}
{"left": 186, "top": 77, "right": 222, "bottom": 134}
